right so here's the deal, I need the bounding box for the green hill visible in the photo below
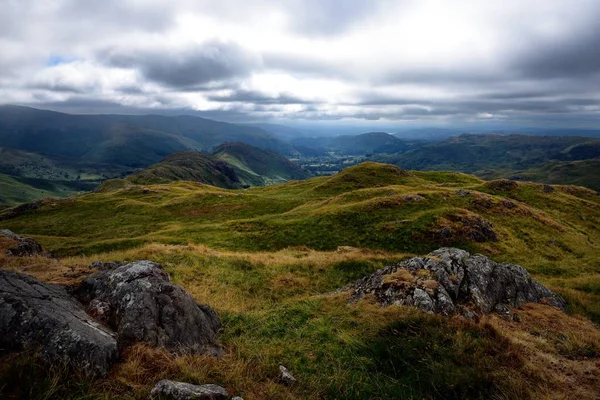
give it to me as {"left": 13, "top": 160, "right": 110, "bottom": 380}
{"left": 0, "top": 105, "right": 293, "bottom": 167}
{"left": 123, "top": 143, "right": 311, "bottom": 189}
{"left": 212, "top": 142, "right": 311, "bottom": 185}
{"left": 124, "top": 151, "right": 241, "bottom": 188}
{"left": 2, "top": 161, "right": 600, "bottom": 399}
{"left": 376, "top": 133, "right": 600, "bottom": 190}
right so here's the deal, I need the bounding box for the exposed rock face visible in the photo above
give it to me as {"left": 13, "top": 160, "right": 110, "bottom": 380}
{"left": 74, "top": 260, "right": 221, "bottom": 354}
{"left": 350, "top": 248, "right": 566, "bottom": 317}
{"left": 150, "top": 380, "right": 228, "bottom": 400}
{"left": 0, "top": 229, "right": 44, "bottom": 256}
{"left": 0, "top": 270, "right": 119, "bottom": 375}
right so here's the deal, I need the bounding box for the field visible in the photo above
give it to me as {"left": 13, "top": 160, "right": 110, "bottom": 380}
{"left": 2, "top": 162, "right": 600, "bottom": 399}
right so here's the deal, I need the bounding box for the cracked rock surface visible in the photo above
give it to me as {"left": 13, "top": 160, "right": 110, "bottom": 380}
{"left": 350, "top": 248, "right": 566, "bottom": 316}
{"left": 74, "top": 260, "right": 221, "bottom": 354}
{"left": 0, "top": 270, "right": 118, "bottom": 375}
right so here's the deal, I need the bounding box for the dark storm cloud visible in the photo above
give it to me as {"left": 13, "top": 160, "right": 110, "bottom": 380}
{"left": 208, "top": 89, "right": 314, "bottom": 105}
{"left": 513, "top": 15, "right": 600, "bottom": 79}
{"left": 104, "top": 42, "right": 258, "bottom": 88}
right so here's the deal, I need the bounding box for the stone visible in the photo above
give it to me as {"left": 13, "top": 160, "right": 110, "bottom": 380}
{"left": 0, "top": 270, "right": 119, "bottom": 376}
{"left": 74, "top": 260, "right": 221, "bottom": 354}
{"left": 350, "top": 248, "right": 566, "bottom": 317}
{"left": 279, "top": 365, "right": 297, "bottom": 385}
{"left": 149, "top": 380, "right": 228, "bottom": 400}
{"left": 0, "top": 229, "right": 44, "bottom": 256}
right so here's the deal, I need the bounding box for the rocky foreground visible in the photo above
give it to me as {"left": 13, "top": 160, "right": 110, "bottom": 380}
{"left": 0, "top": 229, "right": 573, "bottom": 399}
{"left": 0, "top": 260, "right": 221, "bottom": 376}
{"left": 350, "top": 247, "right": 567, "bottom": 317}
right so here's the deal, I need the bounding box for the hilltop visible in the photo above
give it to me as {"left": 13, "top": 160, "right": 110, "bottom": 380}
{"left": 1, "top": 161, "right": 600, "bottom": 399}
{"left": 375, "top": 133, "right": 600, "bottom": 189}
{"left": 122, "top": 142, "right": 311, "bottom": 189}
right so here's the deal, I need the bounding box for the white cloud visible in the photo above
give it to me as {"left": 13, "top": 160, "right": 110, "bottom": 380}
{"left": 0, "top": 0, "right": 599, "bottom": 124}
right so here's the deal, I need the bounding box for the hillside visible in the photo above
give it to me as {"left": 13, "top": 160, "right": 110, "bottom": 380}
{"left": 212, "top": 142, "right": 311, "bottom": 185}
{"left": 291, "top": 131, "right": 415, "bottom": 155}
{"left": 125, "top": 151, "right": 242, "bottom": 188}
{"left": 124, "top": 143, "right": 311, "bottom": 189}
{"left": 0, "top": 105, "right": 293, "bottom": 166}
{"left": 376, "top": 133, "right": 600, "bottom": 189}
{"left": 2, "top": 161, "right": 600, "bottom": 399}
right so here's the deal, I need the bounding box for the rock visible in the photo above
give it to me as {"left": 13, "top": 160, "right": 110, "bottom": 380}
{"left": 0, "top": 270, "right": 119, "bottom": 375}
{"left": 350, "top": 248, "right": 566, "bottom": 317}
{"left": 279, "top": 365, "right": 297, "bottom": 385}
{"left": 149, "top": 380, "right": 228, "bottom": 400}
{"left": 543, "top": 184, "right": 555, "bottom": 193}
{"left": 231, "top": 397, "right": 244, "bottom": 400}
{"left": 0, "top": 229, "right": 44, "bottom": 256}
{"left": 88, "top": 261, "right": 125, "bottom": 271}
{"left": 74, "top": 260, "right": 221, "bottom": 354}
{"left": 0, "top": 200, "right": 44, "bottom": 220}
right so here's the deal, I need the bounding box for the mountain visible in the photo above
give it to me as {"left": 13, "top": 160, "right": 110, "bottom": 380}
{"left": 0, "top": 105, "right": 295, "bottom": 167}
{"left": 212, "top": 142, "right": 311, "bottom": 185}
{"left": 2, "top": 162, "right": 600, "bottom": 399}
{"left": 375, "top": 133, "right": 600, "bottom": 190}
{"left": 291, "top": 131, "right": 415, "bottom": 155}
{"left": 122, "top": 142, "right": 311, "bottom": 189}
{"left": 124, "top": 151, "right": 241, "bottom": 188}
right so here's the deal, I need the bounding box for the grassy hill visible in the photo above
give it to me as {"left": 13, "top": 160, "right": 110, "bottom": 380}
{"left": 376, "top": 133, "right": 600, "bottom": 190}
{"left": 3, "top": 162, "right": 599, "bottom": 318}
{"left": 2, "top": 161, "right": 600, "bottom": 399}
{"left": 0, "top": 163, "right": 600, "bottom": 399}
{"left": 124, "top": 143, "right": 311, "bottom": 189}
{"left": 213, "top": 142, "right": 311, "bottom": 185}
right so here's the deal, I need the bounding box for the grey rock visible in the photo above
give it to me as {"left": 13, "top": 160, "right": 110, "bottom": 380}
{"left": 279, "top": 365, "right": 297, "bottom": 385}
{"left": 88, "top": 261, "right": 125, "bottom": 271}
{"left": 350, "top": 248, "right": 566, "bottom": 316}
{"left": 74, "top": 260, "right": 221, "bottom": 354}
{"left": 0, "top": 270, "right": 119, "bottom": 376}
{"left": 0, "top": 229, "right": 44, "bottom": 256}
{"left": 149, "top": 380, "right": 228, "bottom": 400}
{"left": 231, "top": 397, "right": 244, "bottom": 400}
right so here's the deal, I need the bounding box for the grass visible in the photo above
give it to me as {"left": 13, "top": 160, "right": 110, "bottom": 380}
{"left": 1, "top": 162, "right": 600, "bottom": 399}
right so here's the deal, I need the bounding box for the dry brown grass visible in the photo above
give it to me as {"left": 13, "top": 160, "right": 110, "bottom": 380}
{"left": 484, "top": 304, "right": 600, "bottom": 400}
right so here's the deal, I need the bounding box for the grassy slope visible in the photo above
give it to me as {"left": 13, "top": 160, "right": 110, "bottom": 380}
{"left": 2, "top": 162, "right": 600, "bottom": 399}
{"left": 376, "top": 134, "right": 600, "bottom": 190}
{"left": 0, "top": 172, "right": 97, "bottom": 209}
{"left": 212, "top": 142, "right": 311, "bottom": 185}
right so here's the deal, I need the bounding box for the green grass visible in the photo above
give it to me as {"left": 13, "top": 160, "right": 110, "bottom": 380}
{"left": 2, "top": 161, "right": 600, "bottom": 399}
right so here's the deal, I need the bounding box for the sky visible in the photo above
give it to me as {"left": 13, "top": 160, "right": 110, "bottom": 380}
{"left": 1, "top": 0, "right": 600, "bottom": 127}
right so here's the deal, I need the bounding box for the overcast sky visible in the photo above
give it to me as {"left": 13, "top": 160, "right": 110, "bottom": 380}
{"left": 1, "top": 0, "right": 599, "bottom": 127}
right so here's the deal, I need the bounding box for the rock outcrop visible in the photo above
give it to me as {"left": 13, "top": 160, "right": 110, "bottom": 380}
{"left": 350, "top": 248, "right": 566, "bottom": 317}
{"left": 74, "top": 260, "right": 221, "bottom": 354}
{"left": 150, "top": 380, "right": 228, "bottom": 400}
{"left": 0, "top": 229, "right": 44, "bottom": 256}
{"left": 0, "top": 270, "right": 119, "bottom": 375}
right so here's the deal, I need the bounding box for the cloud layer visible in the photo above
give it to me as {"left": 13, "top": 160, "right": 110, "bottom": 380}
{"left": 1, "top": 0, "right": 599, "bottom": 126}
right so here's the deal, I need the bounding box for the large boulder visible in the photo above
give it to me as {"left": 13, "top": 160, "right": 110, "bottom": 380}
{"left": 350, "top": 248, "right": 566, "bottom": 316}
{"left": 0, "top": 270, "right": 119, "bottom": 375}
{"left": 74, "top": 260, "right": 221, "bottom": 354}
{"left": 150, "top": 380, "right": 228, "bottom": 400}
{"left": 0, "top": 229, "right": 44, "bottom": 256}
